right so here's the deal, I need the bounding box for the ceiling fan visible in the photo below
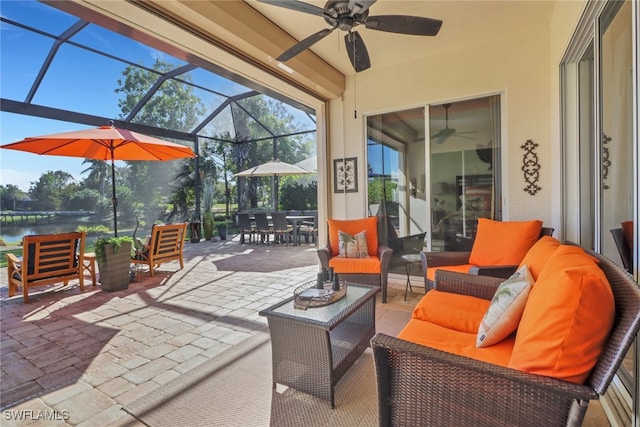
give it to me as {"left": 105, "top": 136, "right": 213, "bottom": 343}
{"left": 259, "top": 0, "right": 443, "bottom": 72}
{"left": 430, "top": 103, "right": 477, "bottom": 144}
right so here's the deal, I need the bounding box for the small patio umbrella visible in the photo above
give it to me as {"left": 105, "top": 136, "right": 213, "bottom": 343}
{"left": 294, "top": 155, "right": 317, "bottom": 173}
{"left": 1, "top": 125, "right": 196, "bottom": 236}
{"left": 235, "top": 159, "right": 312, "bottom": 208}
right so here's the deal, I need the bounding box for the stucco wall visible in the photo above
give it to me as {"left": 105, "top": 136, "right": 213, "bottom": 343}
{"left": 328, "top": 0, "right": 587, "bottom": 231}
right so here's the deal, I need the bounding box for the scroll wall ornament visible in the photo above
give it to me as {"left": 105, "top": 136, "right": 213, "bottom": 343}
{"left": 521, "top": 139, "right": 541, "bottom": 195}
{"left": 602, "top": 133, "right": 611, "bottom": 190}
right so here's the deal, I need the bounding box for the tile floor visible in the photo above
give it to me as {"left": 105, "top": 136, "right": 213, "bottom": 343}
{"left": 0, "top": 236, "right": 608, "bottom": 426}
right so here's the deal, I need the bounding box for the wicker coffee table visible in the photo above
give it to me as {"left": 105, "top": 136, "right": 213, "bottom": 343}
{"left": 259, "top": 283, "right": 378, "bottom": 408}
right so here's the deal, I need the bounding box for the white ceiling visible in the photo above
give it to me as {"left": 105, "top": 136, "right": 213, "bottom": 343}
{"left": 248, "top": 0, "right": 556, "bottom": 76}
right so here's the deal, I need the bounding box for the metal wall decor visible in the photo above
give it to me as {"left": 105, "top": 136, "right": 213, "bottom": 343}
{"left": 521, "top": 139, "right": 541, "bottom": 195}
{"left": 334, "top": 157, "right": 358, "bottom": 193}
{"left": 602, "top": 133, "right": 611, "bottom": 189}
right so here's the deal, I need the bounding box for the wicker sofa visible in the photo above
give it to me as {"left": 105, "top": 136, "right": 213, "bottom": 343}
{"left": 371, "top": 239, "right": 640, "bottom": 426}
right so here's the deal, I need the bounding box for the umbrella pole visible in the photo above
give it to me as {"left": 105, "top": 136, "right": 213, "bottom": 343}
{"left": 110, "top": 157, "right": 118, "bottom": 237}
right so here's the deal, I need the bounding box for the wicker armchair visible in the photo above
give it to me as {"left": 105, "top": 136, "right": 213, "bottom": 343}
{"left": 371, "top": 247, "right": 640, "bottom": 427}
{"left": 420, "top": 220, "right": 554, "bottom": 290}
{"left": 316, "top": 216, "right": 393, "bottom": 302}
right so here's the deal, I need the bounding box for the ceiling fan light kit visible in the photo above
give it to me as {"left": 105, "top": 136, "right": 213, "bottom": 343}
{"left": 260, "top": 0, "right": 443, "bottom": 72}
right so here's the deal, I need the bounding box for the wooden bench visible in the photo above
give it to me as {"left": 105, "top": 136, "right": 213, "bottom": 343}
{"left": 6, "top": 231, "right": 86, "bottom": 303}
{"left": 131, "top": 223, "right": 187, "bottom": 276}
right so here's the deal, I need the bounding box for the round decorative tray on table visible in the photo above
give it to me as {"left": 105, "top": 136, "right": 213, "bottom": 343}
{"left": 293, "top": 280, "right": 347, "bottom": 310}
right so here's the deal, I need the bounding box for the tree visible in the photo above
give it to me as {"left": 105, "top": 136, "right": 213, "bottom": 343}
{"left": 29, "top": 171, "right": 75, "bottom": 210}
{"left": 114, "top": 58, "right": 204, "bottom": 222}
{"left": 81, "top": 159, "right": 108, "bottom": 200}
{"left": 0, "top": 184, "right": 27, "bottom": 211}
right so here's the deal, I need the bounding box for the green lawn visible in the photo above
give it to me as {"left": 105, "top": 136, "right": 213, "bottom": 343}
{"left": 0, "top": 248, "right": 22, "bottom": 268}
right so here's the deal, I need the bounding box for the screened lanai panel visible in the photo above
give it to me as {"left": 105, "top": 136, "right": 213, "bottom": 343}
{"left": 130, "top": 80, "right": 227, "bottom": 133}
{"left": 231, "top": 101, "right": 275, "bottom": 141}
{"left": 70, "top": 24, "right": 182, "bottom": 70}
{"left": 31, "top": 43, "right": 123, "bottom": 118}
{"left": 187, "top": 68, "right": 254, "bottom": 98}
{"left": 0, "top": 26, "right": 50, "bottom": 102}
{"left": 200, "top": 105, "right": 236, "bottom": 139}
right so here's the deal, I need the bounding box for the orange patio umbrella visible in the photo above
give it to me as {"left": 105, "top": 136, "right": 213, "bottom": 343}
{"left": 1, "top": 125, "right": 196, "bottom": 236}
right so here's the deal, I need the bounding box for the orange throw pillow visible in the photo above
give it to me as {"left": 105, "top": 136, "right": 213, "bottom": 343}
{"left": 509, "top": 245, "right": 615, "bottom": 384}
{"left": 517, "top": 236, "right": 561, "bottom": 281}
{"left": 469, "top": 219, "right": 542, "bottom": 266}
{"left": 328, "top": 217, "right": 378, "bottom": 256}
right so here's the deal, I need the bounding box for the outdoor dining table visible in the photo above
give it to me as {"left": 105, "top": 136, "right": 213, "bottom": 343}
{"left": 246, "top": 214, "right": 314, "bottom": 246}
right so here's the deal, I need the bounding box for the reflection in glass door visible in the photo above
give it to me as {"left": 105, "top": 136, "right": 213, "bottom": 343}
{"left": 366, "top": 107, "right": 422, "bottom": 254}
{"left": 429, "top": 96, "right": 502, "bottom": 251}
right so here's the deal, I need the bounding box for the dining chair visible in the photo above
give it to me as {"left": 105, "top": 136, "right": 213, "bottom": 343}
{"left": 271, "top": 211, "right": 292, "bottom": 245}
{"left": 254, "top": 212, "right": 271, "bottom": 245}
{"left": 237, "top": 213, "right": 255, "bottom": 244}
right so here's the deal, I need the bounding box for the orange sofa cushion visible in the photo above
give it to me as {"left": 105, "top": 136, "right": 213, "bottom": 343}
{"left": 329, "top": 255, "right": 381, "bottom": 274}
{"left": 469, "top": 219, "right": 543, "bottom": 266}
{"left": 509, "top": 245, "right": 615, "bottom": 384}
{"left": 328, "top": 217, "right": 378, "bottom": 257}
{"left": 398, "top": 320, "right": 514, "bottom": 367}
{"left": 517, "top": 236, "right": 561, "bottom": 281}
{"left": 426, "top": 264, "right": 475, "bottom": 282}
{"left": 412, "top": 290, "right": 489, "bottom": 334}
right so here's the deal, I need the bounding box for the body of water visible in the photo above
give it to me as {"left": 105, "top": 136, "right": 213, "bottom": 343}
{"left": 1, "top": 220, "right": 135, "bottom": 244}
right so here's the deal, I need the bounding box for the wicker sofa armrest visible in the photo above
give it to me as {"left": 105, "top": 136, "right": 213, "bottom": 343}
{"left": 371, "top": 333, "right": 597, "bottom": 427}
{"left": 421, "top": 250, "right": 471, "bottom": 267}
{"left": 434, "top": 269, "right": 502, "bottom": 300}
{"left": 377, "top": 244, "right": 393, "bottom": 267}
{"left": 469, "top": 265, "right": 518, "bottom": 279}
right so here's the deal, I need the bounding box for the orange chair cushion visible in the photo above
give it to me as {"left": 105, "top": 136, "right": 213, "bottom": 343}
{"left": 329, "top": 255, "right": 381, "bottom": 274}
{"left": 517, "top": 235, "right": 561, "bottom": 281}
{"left": 509, "top": 245, "right": 615, "bottom": 384}
{"left": 412, "top": 290, "right": 490, "bottom": 334}
{"left": 469, "top": 219, "right": 543, "bottom": 266}
{"left": 398, "top": 320, "right": 514, "bottom": 367}
{"left": 426, "top": 264, "right": 475, "bottom": 282}
{"left": 328, "top": 217, "right": 378, "bottom": 257}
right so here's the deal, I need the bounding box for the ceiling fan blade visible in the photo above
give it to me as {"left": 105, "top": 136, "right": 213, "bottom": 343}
{"left": 258, "top": 0, "right": 335, "bottom": 18}
{"left": 277, "top": 27, "right": 335, "bottom": 62}
{"left": 365, "top": 15, "right": 443, "bottom": 36}
{"left": 344, "top": 31, "right": 371, "bottom": 72}
{"left": 348, "top": 0, "right": 377, "bottom": 16}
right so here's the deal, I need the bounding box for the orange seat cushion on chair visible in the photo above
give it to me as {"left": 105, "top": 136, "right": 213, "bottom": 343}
{"left": 469, "top": 219, "right": 543, "bottom": 266}
{"left": 509, "top": 245, "right": 615, "bottom": 384}
{"left": 426, "top": 264, "right": 475, "bottom": 282}
{"left": 328, "top": 217, "right": 379, "bottom": 256}
{"left": 398, "top": 320, "right": 514, "bottom": 367}
{"left": 517, "top": 235, "right": 561, "bottom": 281}
{"left": 329, "top": 256, "right": 381, "bottom": 274}
{"left": 412, "top": 290, "right": 490, "bottom": 334}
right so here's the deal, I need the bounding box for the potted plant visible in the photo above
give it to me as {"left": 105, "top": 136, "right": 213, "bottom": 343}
{"left": 94, "top": 236, "right": 134, "bottom": 292}
{"left": 214, "top": 215, "right": 231, "bottom": 241}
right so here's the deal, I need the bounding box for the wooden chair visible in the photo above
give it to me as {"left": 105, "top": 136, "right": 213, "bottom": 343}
{"left": 6, "top": 231, "right": 86, "bottom": 303}
{"left": 131, "top": 223, "right": 187, "bottom": 276}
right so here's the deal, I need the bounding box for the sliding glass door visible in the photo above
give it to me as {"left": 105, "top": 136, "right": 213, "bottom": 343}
{"left": 366, "top": 96, "right": 502, "bottom": 256}
{"left": 562, "top": 1, "right": 638, "bottom": 425}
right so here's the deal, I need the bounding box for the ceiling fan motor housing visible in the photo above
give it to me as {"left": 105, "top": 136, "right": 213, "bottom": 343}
{"left": 323, "top": 0, "right": 369, "bottom": 29}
